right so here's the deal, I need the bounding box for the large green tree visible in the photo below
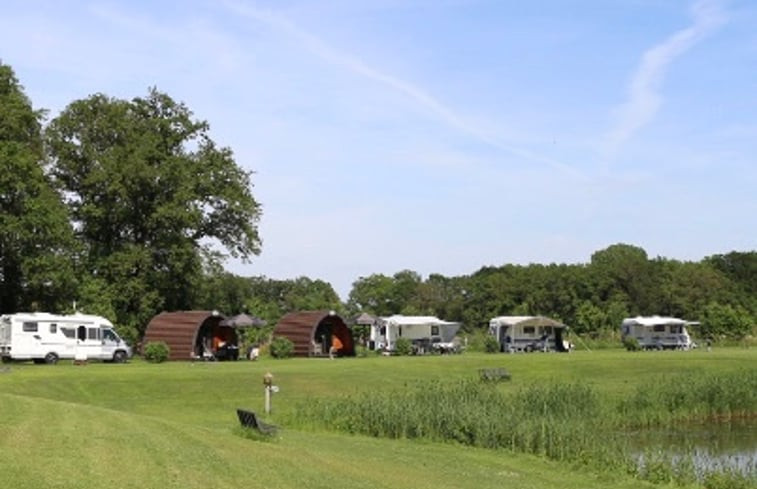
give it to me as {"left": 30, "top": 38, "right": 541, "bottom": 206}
{"left": 590, "top": 243, "right": 656, "bottom": 314}
{"left": 45, "top": 88, "right": 262, "bottom": 334}
{"left": 347, "top": 270, "right": 422, "bottom": 317}
{"left": 706, "top": 251, "right": 757, "bottom": 298}
{"left": 0, "top": 63, "right": 76, "bottom": 313}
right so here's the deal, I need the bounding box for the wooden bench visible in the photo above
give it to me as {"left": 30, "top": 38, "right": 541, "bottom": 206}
{"left": 236, "top": 409, "right": 277, "bottom": 435}
{"left": 479, "top": 368, "right": 511, "bottom": 382}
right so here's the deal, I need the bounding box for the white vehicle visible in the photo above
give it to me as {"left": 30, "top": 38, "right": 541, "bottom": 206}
{"left": 0, "top": 312, "right": 132, "bottom": 364}
{"left": 370, "top": 315, "right": 461, "bottom": 353}
{"left": 488, "top": 316, "right": 572, "bottom": 353}
{"left": 620, "top": 316, "right": 698, "bottom": 350}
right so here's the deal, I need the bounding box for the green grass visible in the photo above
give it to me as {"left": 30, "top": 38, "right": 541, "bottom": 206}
{"left": 0, "top": 348, "right": 754, "bottom": 488}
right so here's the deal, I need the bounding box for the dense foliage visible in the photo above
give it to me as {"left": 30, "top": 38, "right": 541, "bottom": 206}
{"left": 0, "top": 64, "right": 77, "bottom": 313}
{"left": 45, "top": 88, "right": 262, "bottom": 337}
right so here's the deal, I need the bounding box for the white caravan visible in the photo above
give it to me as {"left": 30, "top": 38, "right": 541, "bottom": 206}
{"left": 620, "top": 316, "right": 697, "bottom": 350}
{"left": 488, "top": 316, "right": 572, "bottom": 353}
{"left": 370, "top": 315, "right": 461, "bottom": 353}
{"left": 0, "top": 312, "right": 132, "bottom": 364}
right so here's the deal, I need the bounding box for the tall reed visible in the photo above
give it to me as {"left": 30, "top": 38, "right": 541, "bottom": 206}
{"left": 295, "top": 370, "right": 757, "bottom": 486}
{"left": 618, "top": 369, "right": 757, "bottom": 427}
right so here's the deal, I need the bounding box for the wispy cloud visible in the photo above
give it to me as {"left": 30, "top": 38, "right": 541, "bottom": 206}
{"left": 605, "top": 0, "right": 727, "bottom": 155}
{"left": 223, "top": 1, "right": 580, "bottom": 175}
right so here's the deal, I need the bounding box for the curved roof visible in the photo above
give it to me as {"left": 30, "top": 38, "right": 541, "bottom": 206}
{"left": 143, "top": 310, "right": 224, "bottom": 360}
{"left": 489, "top": 315, "right": 566, "bottom": 328}
{"left": 274, "top": 310, "right": 354, "bottom": 357}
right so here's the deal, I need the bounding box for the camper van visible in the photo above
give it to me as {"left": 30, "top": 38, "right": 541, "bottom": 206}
{"left": 0, "top": 312, "right": 132, "bottom": 364}
{"left": 370, "top": 315, "right": 461, "bottom": 353}
{"left": 620, "top": 316, "right": 697, "bottom": 350}
{"left": 488, "top": 316, "right": 572, "bottom": 353}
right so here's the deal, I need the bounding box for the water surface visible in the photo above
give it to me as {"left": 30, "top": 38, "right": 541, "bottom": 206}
{"left": 629, "top": 419, "right": 757, "bottom": 475}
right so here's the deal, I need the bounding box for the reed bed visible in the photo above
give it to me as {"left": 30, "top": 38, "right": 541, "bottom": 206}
{"left": 295, "top": 370, "right": 757, "bottom": 487}
{"left": 618, "top": 369, "right": 757, "bottom": 426}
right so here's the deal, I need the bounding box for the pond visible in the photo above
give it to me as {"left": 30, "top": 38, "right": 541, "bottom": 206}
{"left": 629, "top": 419, "right": 757, "bottom": 476}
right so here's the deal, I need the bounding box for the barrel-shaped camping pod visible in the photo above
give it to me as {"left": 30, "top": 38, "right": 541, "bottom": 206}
{"left": 273, "top": 311, "right": 354, "bottom": 357}
{"left": 143, "top": 310, "right": 241, "bottom": 361}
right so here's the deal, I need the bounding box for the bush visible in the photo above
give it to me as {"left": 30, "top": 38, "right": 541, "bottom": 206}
{"left": 355, "top": 344, "right": 369, "bottom": 358}
{"left": 461, "top": 330, "right": 492, "bottom": 353}
{"left": 394, "top": 337, "right": 413, "bottom": 356}
{"left": 483, "top": 335, "right": 500, "bottom": 353}
{"left": 269, "top": 336, "right": 294, "bottom": 359}
{"left": 143, "top": 341, "right": 169, "bottom": 363}
{"left": 243, "top": 325, "right": 273, "bottom": 349}
{"left": 622, "top": 336, "right": 640, "bottom": 351}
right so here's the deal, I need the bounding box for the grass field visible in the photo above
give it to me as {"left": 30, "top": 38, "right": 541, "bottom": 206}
{"left": 0, "top": 348, "right": 755, "bottom": 489}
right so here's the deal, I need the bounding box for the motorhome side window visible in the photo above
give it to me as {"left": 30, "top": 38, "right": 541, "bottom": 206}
{"left": 653, "top": 325, "right": 665, "bottom": 332}
{"left": 88, "top": 328, "right": 99, "bottom": 340}
{"left": 431, "top": 325, "right": 439, "bottom": 336}
{"left": 61, "top": 328, "right": 75, "bottom": 339}
{"left": 523, "top": 327, "right": 535, "bottom": 335}
{"left": 50, "top": 323, "right": 57, "bottom": 334}
{"left": 102, "top": 329, "right": 118, "bottom": 342}
{"left": 670, "top": 325, "right": 682, "bottom": 334}
{"left": 22, "top": 322, "right": 38, "bottom": 332}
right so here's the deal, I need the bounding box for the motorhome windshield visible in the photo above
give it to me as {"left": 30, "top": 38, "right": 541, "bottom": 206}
{"left": 102, "top": 328, "right": 121, "bottom": 343}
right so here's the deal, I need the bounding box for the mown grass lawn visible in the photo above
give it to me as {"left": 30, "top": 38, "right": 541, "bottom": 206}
{"left": 0, "top": 347, "right": 754, "bottom": 489}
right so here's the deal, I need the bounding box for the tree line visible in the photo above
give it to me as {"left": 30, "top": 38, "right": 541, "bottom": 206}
{"left": 345, "top": 245, "right": 756, "bottom": 340}
{"left": 1, "top": 62, "right": 754, "bottom": 342}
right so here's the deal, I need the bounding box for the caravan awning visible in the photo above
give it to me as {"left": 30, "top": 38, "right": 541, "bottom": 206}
{"left": 489, "top": 316, "right": 567, "bottom": 328}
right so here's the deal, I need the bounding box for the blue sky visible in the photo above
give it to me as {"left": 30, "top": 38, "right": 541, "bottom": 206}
{"left": 2, "top": 0, "right": 756, "bottom": 297}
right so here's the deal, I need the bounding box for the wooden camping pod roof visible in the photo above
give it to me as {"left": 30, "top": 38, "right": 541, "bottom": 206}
{"left": 143, "top": 310, "right": 224, "bottom": 361}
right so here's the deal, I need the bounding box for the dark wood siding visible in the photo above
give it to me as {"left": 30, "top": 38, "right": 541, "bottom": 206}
{"left": 143, "top": 311, "right": 223, "bottom": 361}
{"left": 274, "top": 311, "right": 354, "bottom": 357}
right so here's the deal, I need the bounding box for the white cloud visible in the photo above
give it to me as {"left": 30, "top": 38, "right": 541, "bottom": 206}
{"left": 605, "top": 0, "right": 727, "bottom": 155}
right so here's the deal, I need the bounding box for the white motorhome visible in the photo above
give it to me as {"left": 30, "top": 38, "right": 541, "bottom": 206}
{"left": 0, "top": 312, "right": 132, "bottom": 364}
{"left": 488, "top": 316, "right": 572, "bottom": 353}
{"left": 370, "top": 315, "right": 461, "bottom": 353}
{"left": 620, "top": 316, "right": 698, "bottom": 350}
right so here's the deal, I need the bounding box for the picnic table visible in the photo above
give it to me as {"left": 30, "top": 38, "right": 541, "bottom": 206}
{"left": 478, "top": 368, "right": 511, "bottom": 382}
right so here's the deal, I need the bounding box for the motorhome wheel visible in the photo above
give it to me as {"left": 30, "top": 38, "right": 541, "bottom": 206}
{"left": 113, "top": 351, "right": 127, "bottom": 363}
{"left": 44, "top": 352, "right": 59, "bottom": 365}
